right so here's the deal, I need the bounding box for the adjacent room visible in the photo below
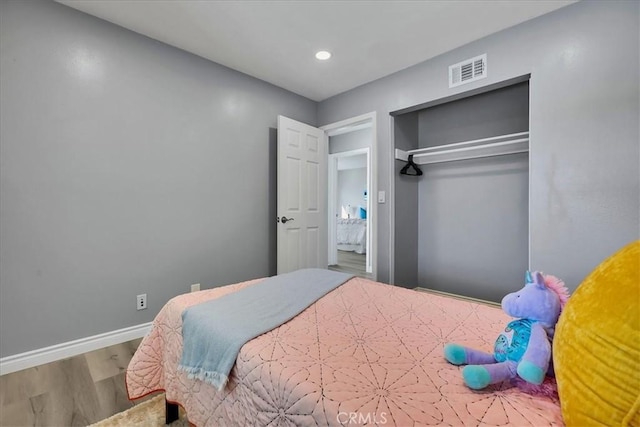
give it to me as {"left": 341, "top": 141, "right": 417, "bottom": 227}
{"left": 328, "top": 125, "right": 373, "bottom": 279}
{"left": 1, "top": 0, "right": 638, "bottom": 426}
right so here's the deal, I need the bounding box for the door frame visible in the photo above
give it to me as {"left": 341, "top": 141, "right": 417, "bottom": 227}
{"left": 328, "top": 147, "right": 371, "bottom": 271}
{"left": 321, "top": 112, "right": 377, "bottom": 279}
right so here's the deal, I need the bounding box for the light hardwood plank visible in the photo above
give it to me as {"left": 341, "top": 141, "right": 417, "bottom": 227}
{"left": 329, "top": 250, "right": 372, "bottom": 279}
{"left": 0, "top": 338, "right": 143, "bottom": 426}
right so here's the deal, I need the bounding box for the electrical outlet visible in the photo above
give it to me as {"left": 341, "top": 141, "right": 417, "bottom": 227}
{"left": 136, "top": 294, "right": 147, "bottom": 310}
{"left": 191, "top": 283, "right": 201, "bottom": 293}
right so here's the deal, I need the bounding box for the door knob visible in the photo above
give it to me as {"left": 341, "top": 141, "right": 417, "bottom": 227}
{"left": 281, "top": 216, "right": 294, "bottom": 224}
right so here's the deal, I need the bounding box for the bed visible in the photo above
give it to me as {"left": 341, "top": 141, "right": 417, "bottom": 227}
{"left": 336, "top": 218, "right": 366, "bottom": 254}
{"left": 126, "top": 272, "right": 563, "bottom": 426}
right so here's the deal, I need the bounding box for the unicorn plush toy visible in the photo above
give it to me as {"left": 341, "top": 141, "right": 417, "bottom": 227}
{"left": 444, "top": 271, "right": 569, "bottom": 390}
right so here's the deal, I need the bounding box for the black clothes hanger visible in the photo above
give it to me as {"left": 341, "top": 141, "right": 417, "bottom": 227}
{"left": 400, "top": 154, "right": 423, "bottom": 176}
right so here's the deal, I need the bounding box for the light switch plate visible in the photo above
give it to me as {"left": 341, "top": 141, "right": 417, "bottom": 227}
{"left": 377, "top": 191, "right": 386, "bottom": 203}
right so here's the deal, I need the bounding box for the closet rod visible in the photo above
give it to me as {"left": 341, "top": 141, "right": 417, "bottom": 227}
{"left": 415, "top": 137, "right": 527, "bottom": 158}
{"left": 410, "top": 131, "right": 528, "bottom": 155}
{"left": 417, "top": 143, "right": 528, "bottom": 165}
{"left": 395, "top": 131, "right": 529, "bottom": 164}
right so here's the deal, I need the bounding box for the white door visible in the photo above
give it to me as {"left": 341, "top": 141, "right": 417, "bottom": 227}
{"left": 277, "top": 116, "right": 328, "bottom": 274}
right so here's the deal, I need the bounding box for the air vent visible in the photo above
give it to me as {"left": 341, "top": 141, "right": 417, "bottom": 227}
{"left": 449, "top": 54, "right": 487, "bottom": 88}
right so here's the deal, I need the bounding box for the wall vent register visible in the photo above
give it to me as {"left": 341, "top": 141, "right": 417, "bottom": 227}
{"left": 449, "top": 54, "right": 487, "bottom": 88}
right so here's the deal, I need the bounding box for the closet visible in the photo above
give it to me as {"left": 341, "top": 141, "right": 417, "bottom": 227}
{"left": 392, "top": 76, "right": 530, "bottom": 302}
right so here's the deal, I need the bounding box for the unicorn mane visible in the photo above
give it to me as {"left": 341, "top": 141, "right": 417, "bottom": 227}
{"left": 542, "top": 274, "right": 570, "bottom": 310}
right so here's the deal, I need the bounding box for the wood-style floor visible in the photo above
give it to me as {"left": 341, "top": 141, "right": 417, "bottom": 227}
{"left": 328, "top": 250, "right": 373, "bottom": 279}
{"left": 0, "top": 338, "right": 145, "bottom": 427}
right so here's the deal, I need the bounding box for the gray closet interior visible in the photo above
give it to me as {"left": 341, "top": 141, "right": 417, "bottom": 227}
{"left": 392, "top": 76, "right": 530, "bottom": 302}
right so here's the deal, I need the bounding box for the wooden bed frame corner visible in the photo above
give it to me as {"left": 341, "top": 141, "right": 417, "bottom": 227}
{"left": 166, "top": 398, "right": 179, "bottom": 424}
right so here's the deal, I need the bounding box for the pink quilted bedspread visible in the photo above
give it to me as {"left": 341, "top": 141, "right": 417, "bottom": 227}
{"left": 126, "top": 277, "right": 563, "bottom": 426}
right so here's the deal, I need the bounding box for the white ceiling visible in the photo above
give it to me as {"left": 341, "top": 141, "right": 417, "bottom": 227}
{"left": 57, "top": 0, "right": 575, "bottom": 102}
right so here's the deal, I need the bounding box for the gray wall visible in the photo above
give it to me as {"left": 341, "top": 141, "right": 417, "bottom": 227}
{"left": 338, "top": 168, "right": 367, "bottom": 217}
{"left": 0, "top": 0, "right": 316, "bottom": 357}
{"left": 418, "top": 154, "right": 529, "bottom": 302}
{"left": 329, "top": 127, "right": 372, "bottom": 154}
{"left": 415, "top": 82, "right": 529, "bottom": 302}
{"left": 417, "top": 82, "right": 529, "bottom": 146}
{"left": 318, "top": 0, "right": 640, "bottom": 291}
{"left": 393, "top": 113, "right": 419, "bottom": 287}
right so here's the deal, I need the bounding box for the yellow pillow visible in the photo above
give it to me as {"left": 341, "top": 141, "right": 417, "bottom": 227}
{"left": 554, "top": 240, "right": 640, "bottom": 426}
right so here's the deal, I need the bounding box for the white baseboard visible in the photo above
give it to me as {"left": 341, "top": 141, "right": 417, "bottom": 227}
{"left": 0, "top": 322, "right": 152, "bottom": 376}
{"left": 414, "top": 287, "right": 500, "bottom": 307}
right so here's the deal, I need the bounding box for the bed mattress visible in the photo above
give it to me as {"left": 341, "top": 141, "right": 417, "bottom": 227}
{"left": 126, "top": 276, "right": 563, "bottom": 426}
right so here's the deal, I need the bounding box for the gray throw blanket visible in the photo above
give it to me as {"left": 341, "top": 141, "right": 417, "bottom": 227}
{"left": 178, "top": 268, "right": 353, "bottom": 391}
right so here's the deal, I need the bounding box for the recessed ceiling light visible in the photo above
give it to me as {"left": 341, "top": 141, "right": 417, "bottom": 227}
{"left": 315, "top": 50, "right": 332, "bottom": 60}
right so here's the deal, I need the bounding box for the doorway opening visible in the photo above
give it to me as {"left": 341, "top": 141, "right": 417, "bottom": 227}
{"left": 322, "top": 113, "right": 376, "bottom": 280}
{"left": 328, "top": 148, "right": 371, "bottom": 278}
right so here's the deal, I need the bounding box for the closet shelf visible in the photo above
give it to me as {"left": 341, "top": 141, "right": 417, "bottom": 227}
{"left": 395, "top": 131, "right": 529, "bottom": 165}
